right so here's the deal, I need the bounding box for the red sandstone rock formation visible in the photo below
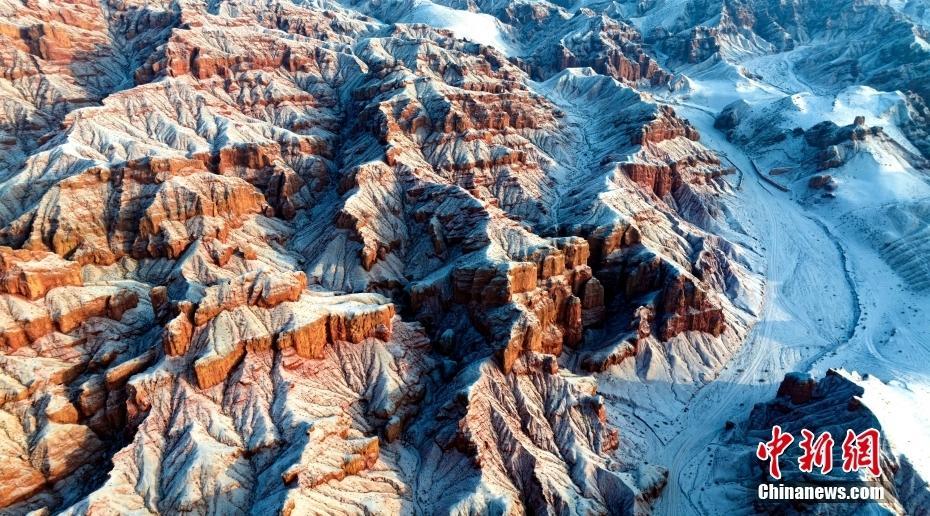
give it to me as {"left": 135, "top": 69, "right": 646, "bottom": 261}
{"left": 0, "top": 247, "right": 83, "bottom": 299}
{"left": 0, "top": 0, "right": 744, "bottom": 512}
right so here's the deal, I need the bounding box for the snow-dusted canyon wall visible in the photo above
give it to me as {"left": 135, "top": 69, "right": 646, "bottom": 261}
{"left": 1, "top": 0, "right": 929, "bottom": 514}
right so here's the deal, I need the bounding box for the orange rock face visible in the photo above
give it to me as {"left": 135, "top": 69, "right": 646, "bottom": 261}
{"left": 328, "top": 304, "right": 396, "bottom": 345}
{"left": 657, "top": 274, "right": 727, "bottom": 340}
{"left": 0, "top": 0, "right": 746, "bottom": 511}
{"left": 275, "top": 312, "right": 328, "bottom": 358}
{"left": 163, "top": 309, "right": 194, "bottom": 356}
{"left": 0, "top": 247, "right": 82, "bottom": 299}
{"left": 47, "top": 287, "right": 139, "bottom": 333}
{"left": 184, "top": 275, "right": 398, "bottom": 389}
{"left": 193, "top": 270, "right": 307, "bottom": 326}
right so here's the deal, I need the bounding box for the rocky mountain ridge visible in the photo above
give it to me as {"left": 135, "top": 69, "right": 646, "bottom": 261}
{"left": 0, "top": 0, "right": 756, "bottom": 513}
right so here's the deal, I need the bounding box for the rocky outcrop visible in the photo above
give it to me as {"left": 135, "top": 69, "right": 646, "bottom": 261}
{"left": 736, "top": 370, "right": 930, "bottom": 514}
{"left": 656, "top": 273, "right": 727, "bottom": 340}
{"left": 808, "top": 174, "right": 837, "bottom": 190}
{"left": 0, "top": 0, "right": 750, "bottom": 512}
{"left": 273, "top": 309, "right": 329, "bottom": 359}
{"left": 595, "top": 242, "right": 728, "bottom": 343}
{"left": 409, "top": 236, "right": 608, "bottom": 373}
{"left": 162, "top": 305, "right": 194, "bottom": 356}
{"left": 426, "top": 354, "right": 663, "bottom": 514}
{"left": 901, "top": 92, "right": 930, "bottom": 159}
{"left": 803, "top": 120, "right": 871, "bottom": 148}
{"left": 662, "top": 26, "right": 726, "bottom": 65}
{"left": 192, "top": 306, "right": 273, "bottom": 389}
{"left": 580, "top": 276, "right": 605, "bottom": 326}
{"left": 634, "top": 106, "right": 702, "bottom": 145}
{"left": 47, "top": 287, "right": 139, "bottom": 334}
{"left": 0, "top": 247, "right": 82, "bottom": 299}
{"left": 193, "top": 270, "right": 306, "bottom": 325}
{"left": 775, "top": 371, "right": 816, "bottom": 404}
{"left": 190, "top": 298, "right": 389, "bottom": 391}
{"left": 88, "top": 320, "right": 437, "bottom": 515}
{"left": 520, "top": 11, "right": 673, "bottom": 86}
{"left": 0, "top": 256, "right": 154, "bottom": 511}
{"left": 1, "top": 281, "right": 139, "bottom": 352}
{"left": 14, "top": 161, "right": 271, "bottom": 264}
{"left": 187, "top": 278, "right": 398, "bottom": 389}
{"left": 328, "top": 303, "right": 395, "bottom": 345}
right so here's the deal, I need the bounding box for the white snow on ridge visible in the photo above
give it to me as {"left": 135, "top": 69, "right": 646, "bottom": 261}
{"left": 664, "top": 61, "right": 779, "bottom": 112}
{"left": 400, "top": 0, "right": 519, "bottom": 56}
{"left": 771, "top": 86, "right": 919, "bottom": 154}
{"left": 856, "top": 372, "right": 930, "bottom": 484}
{"left": 728, "top": 85, "right": 930, "bottom": 294}
{"left": 673, "top": 54, "right": 929, "bottom": 215}
{"left": 823, "top": 147, "right": 926, "bottom": 207}
{"left": 626, "top": 0, "right": 701, "bottom": 33}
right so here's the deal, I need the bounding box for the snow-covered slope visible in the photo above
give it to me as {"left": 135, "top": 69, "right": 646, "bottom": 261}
{"left": 402, "top": 0, "right": 521, "bottom": 55}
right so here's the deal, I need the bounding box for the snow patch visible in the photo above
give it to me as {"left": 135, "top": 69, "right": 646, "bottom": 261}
{"left": 401, "top": 0, "right": 519, "bottom": 56}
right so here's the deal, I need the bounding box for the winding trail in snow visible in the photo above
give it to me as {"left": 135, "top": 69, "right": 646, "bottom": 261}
{"left": 648, "top": 104, "right": 861, "bottom": 515}
{"left": 743, "top": 152, "right": 866, "bottom": 373}
{"left": 718, "top": 153, "right": 744, "bottom": 190}
{"left": 736, "top": 145, "right": 864, "bottom": 347}
{"left": 747, "top": 158, "right": 789, "bottom": 192}
{"left": 795, "top": 214, "right": 862, "bottom": 345}
{"left": 654, "top": 155, "right": 780, "bottom": 514}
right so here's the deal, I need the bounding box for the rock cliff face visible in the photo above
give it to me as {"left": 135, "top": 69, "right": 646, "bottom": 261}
{"left": 0, "top": 0, "right": 754, "bottom": 512}
{"left": 518, "top": 10, "right": 673, "bottom": 85}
